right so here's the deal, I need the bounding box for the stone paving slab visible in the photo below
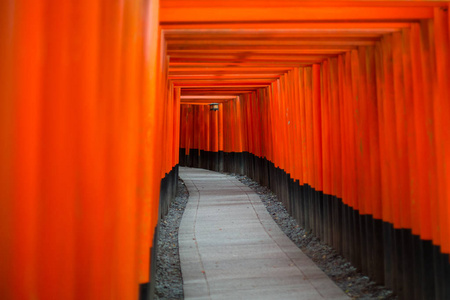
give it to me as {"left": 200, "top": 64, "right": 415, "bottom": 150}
{"left": 179, "top": 167, "right": 349, "bottom": 300}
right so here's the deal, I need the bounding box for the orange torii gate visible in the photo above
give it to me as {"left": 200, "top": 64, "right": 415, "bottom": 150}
{"left": 1, "top": 1, "right": 450, "bottom": 299}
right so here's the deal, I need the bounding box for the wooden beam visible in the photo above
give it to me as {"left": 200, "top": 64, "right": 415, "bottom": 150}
{"left": 160, "top": 7, "right": 433, "bottom": 23}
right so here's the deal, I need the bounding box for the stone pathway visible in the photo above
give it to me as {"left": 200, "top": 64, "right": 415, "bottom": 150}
{"left": 178, "top": 167, "right": 349, "bottom": 300}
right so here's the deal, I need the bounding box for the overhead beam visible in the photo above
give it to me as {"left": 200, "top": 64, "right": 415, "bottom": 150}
{"left": 161, "top": 0, "right": 447, "bottom": 8}
{"left": 161, "top": 21, "right": 413, "bottom": 30}
{"left": 160, "top": 7, "right": 433, "bottom": 23}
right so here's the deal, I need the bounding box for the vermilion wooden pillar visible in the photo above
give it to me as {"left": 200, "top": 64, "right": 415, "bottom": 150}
{"left": 1, "top": 0, "right": 163, "bottom": 299}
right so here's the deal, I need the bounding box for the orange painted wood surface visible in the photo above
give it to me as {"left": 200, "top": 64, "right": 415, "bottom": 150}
{"left": 175, "top": 0, "right": 450, "bottom": 257}
{"left": 3, "top": 0, "right": 450, "bottom": 299}
{"left": 1, "top": 0, "right": 165, "bottom": 299}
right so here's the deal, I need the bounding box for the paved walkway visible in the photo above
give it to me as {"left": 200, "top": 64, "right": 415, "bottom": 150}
{"left": 178, "top": 167, "right": 349, "bottom": 300}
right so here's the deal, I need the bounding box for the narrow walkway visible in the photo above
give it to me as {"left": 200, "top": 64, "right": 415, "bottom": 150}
{"left": 178, "top": 167, "right": 349, "bottom": 300}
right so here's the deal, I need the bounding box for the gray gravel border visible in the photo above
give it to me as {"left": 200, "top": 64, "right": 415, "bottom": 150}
{"left": 154, "top": 179, "right": 188, "bottom": 300}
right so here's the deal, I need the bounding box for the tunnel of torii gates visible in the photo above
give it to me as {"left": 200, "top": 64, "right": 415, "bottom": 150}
{"left": 3, "top": 0, "right": 450, "bottom": 299}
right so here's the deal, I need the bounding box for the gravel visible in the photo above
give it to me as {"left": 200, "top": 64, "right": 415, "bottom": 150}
{"left": 154, "top": 178, "right": 188, "bottom": 300}
{"left": 155, "top": 173, "right": 397, "bottom": 300}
